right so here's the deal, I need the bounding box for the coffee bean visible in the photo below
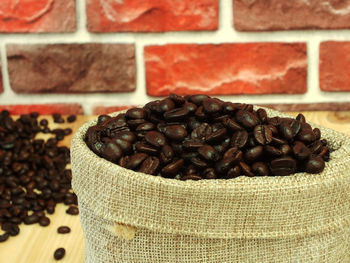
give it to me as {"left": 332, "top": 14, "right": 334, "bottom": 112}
{"left": 191, "top": 123, "right": 212, "bottom": 141}
{"left": 305, "top": 155, "right": 325, "bottom": 174}
{"left": 231, "top": 130, "right": 248, "bottom": 148}
{"left": 313, "top": 128, "right": 321, "bottom": 140}
{"left": 169, "top": 93, "right": 185, "bottom": 105}
{"left": 126, "top": 108, "right": 146, "bottom": 119}
{"left": 138, "top": 156, "right": 160, "bottom": 175}
{"left": 188, "top": 94, "right": 209, "bottom": 105}
{"left": 296, "top": 113, "right": 306, "bottom": 123}
{"left": 257, "top": 108, "right": 268, "bottom": 123}
{"left": 2, "top": 222, "right": 19, "bottom": 236}
{"left": 252, "top": 162, "right": 269, "bottom": 176}
{"left": 190, "top": 156, "right": 208, "bottom": 169}
{"left": 215, "top": 158, "right": 234, "bottom": 175}
{"left": 254, "top": 125, "right": 273, "bottom": 145}
{"left": 145, "top": 131, "right": 166, "bottom": 148}
{"left": 279, "top": 124, "right": 294, "bottom": 141}
{"left": 264, "top": 145, "right": 282, "bottom": 157}
{"left": 164, "top": 125, "right": 187, "bottom": 141}
{"left": 244, "top": 146, "right": 264, "bottom": 163}
{"left": 202, "top": 168, "right": 217, "bottom": 179}
{"left": 67, "top": 115, "right": 76, "bottom": 123}
{"left": 58, "top": 226, "right": 71, "bottom": 234}
{"left": 202, "top": 98, "right": 222, "bottom": 113}
{"left": 101, "top": 141, "right": 122, "bottom": 162}
{"left": 293, "top": 141, "right": 311, "bottom": 160}
{"left": 224, "top": 118, "right": 243, "bottom": 132}
{"left": 198, "top": 145, "right": 219, "bottom": 162}
{"left": 39, "top": 216, "right": 50, "bottom": 227}
{"left": 161, "top": 159, "right": 184, "bottom": 177}
{"left": 297, "top": 130, "right": 316, "bottom": 144}
{"left": 236, "top": 110, "right": 259, "bottom": 129}
{"left": 270, "top": 157, "right": 297, "bottom": 176}
{"left": 24, "top": 214, "right": 39, "bottom": 225}
{"left": 125, "top": 153, "right": 148, "bottom": 170}
{"left": 0, "top": 233, "right": 9, "bottom": 242}
{"left": 66, "top": 206, "right": 79, "bottom": 215}
{"left": 205, "top": 128, "right": 227, "bottom": 144}
{"left": 54, "top": 248, "right": 65, "bottom": 260}
{"left": 181, "top": 174, "right": 203, "bottom": 181}
{"left": 239, "top": 162, "right": 254, "bottom": 177}
{"left": 225, "top": 165, "right": 241, "bottom": 179}
{"left": 164, "top": 107, "right": 190, "bottom": 122}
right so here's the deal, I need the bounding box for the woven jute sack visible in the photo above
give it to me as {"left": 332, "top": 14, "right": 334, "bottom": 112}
{"left": 71, "top": 108, "right": 350, "bottom": 263}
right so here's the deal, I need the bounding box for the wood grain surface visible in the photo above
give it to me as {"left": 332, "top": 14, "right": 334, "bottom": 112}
{"left": 1, "top": 112, "right": 349, "bottom": 263}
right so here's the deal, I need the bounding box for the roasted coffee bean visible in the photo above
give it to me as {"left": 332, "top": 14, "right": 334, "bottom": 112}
{"left": 66, "top": 206, "right": 79, "bottom": 215}
{"left": 206, "top": 128, "right": 227, "bottom": 144}
{"left": 257, "top": 108, "right": 268, "bottom": 123}
{"left": 252, "top": 162, "right": 269, "bottom": 176}
{"left": 215, "top": 158, "right": 234, "bottom": 175}
{"left": 254, "top": 125, "right": 273, "bottom": 145}
{"left": 125, "top": 153, "right": 148, "bottom": 169}
{"left": 188, "top": 94, "right": 209, "bottom": 105}
{"left": 198, "top": 145, "right": 219, "bottom": 162}
{"left": 184, "top": 102, "right": 197, "bottom": 113}
{"left": 231, "top": 130, "right": 248, "bottom": 148}
{"left": 244, "top": 146, "right": 263, "bottom": 163}
{"left": 126, "top": 108, "right": 146, "bottom": 119}
{"left": 138, "top": 156, "right": 160, "bottom": 175}
{"left": 191, "top": 123, "right": 212, "bottom": 141}
{"left": 54, "top": 248, "right": 65, "bottom": 260}
{"left": 23, "top": 214, "right": 39, "bottom": 225}
{"left": 164, "top": 107, "right": 190, "bottom": 121}
{"left": 296, "top": 113, "right": 306, "bottom": 123}
{"left": 2, "top": 222, "right": 20, "bottom": 236}
{"left": 161, "top": 159, "right": 184, "bottom": 177}
{"left": 0, "top": 233, "right": 9, "bottom": 242}
{"left": 297, "top": 130, "right": 316, "bottom": 144}
{"left": 239, "top": 162, "right": 254, "bottom": 177}
{"left": 101, "top": 141, "right": 122, "bottom": 162}
{"left": 145, "top": 131, "right": 166, "bottom": 148}
{"left": 58, "top": 226, "right": 71, "bottom": 234}
{"left": 135, "top": 142, "right": 158, "bottom": 155}
{"left": 305, "top": 155, "right": 325, "bottom": 174}
{"left": 223, "top": 147, "right": 242, "bottom": 162}
{"left": 181, "top": 174, "right": 203, "bottom": 181}
{"left": 279, "top": 124, "right": 294, "bottom": 141}
{"left": 313, "top": 128, "right": 321, "bottom": 140}
{"left": 39, "top": 216, "right": 50, "bottom": 227}
{"left": 272, "top": 136, "right": 287, "bottom": 145}
{"left": 224, "top": 118, "right": 243, "bottom": 132}
{"left": 183, "top": 140, "right": 204, "bottom": 150}
{"left": 136, "top": 122, "right": 155, "bottom": 132}
{"left": 280, "top": 144, "right": 292, "bottom": 156}
{"left": 164, "top": 125, "right": 187, "bottom": 141}
{"left": 225, "top": 165, "right": 241, "bottom": 179}
{"left": 169, "top": 93, "right": 185, "bottom": 105}
{"left": 67, "top": 115, "right": 76, "bottom": 123}
{"left": 293, "top": 141, "right": 311, "bottom": 160}
{"left": 202, "top": 168, "right": 216, "bottom": 179}
{"left": 202, "top": 98, "right": 222, "bottom": 113}
{"left": 159, "top": 145, "right": 174, "bottom": 164}
{"left": 270, "top": 157, "right": 297, "bottom": 176}
{"left": 190, "top": 157, "right": 208, "bottom": 169}
{"left": 264, "top": 145, "right": 282, "bottom": 157}
{"left": 236, "top": 110, "right": 259, "bottom": 129}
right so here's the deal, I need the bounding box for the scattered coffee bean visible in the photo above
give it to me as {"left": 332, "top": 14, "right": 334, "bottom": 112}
{"left": 38, "top": 216, "right": 50, "bottom": 227}
{"left": 54, "top": 248, "right": 65, "bottom": 260}
{"left": 67, "top": 114, "right": 77, "bottom": 123}
{"left": 86, "top": 95, "right": 330, "bottom": 179}
{"left": 66, "top": 206, "right": 79, "bottom": 215}
{"left": 57, "top": 226, "right": 71, "bottom": 234}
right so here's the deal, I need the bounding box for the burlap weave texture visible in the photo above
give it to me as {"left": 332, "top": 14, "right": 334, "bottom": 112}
{"left": 71, "top": 108, "right": 350, "bottom": 263}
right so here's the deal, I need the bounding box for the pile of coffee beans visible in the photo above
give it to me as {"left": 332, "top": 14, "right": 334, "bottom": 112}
{"left": 85, "top": 94, "right": 330, "bottom": 180}
{"left": 0, "top": 110, "right": 78, "bottom": 249}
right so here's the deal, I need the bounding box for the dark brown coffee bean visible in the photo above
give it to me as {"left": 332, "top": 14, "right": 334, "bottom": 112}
{"left": 202, "top": 168, "right": 216, "bottom": 179}
{"left": 190, "top": 157, "right": 208, "bottom": 169}
{"left": 205, "top": 128, "right": 227, "bottom": 144}
{"left": 188, "top": 94, "right": 209, "bottom": 105}
{"left": 296, "top": 113, "right": 306, "bottom": 123}
{"left": 101, "top": 141, "right": 122, "bottom": 162}
{"left": 257, "top": 108, "right": 268, "bottom": 123}
{"left": 183, "top": 140, "right": 204, "bottom": 150}
{"left": 125, "top": 153, "right": 148, "bottom": 169}
{"left": 202, "top": 98, "right": 222, "bottom": 113}
{"left": 305, "top": 155, "right": 325, "bottom": 174}
{"left": 254, "top": 125, "right": 273, "bottom": 145}
{"left": 126, "top": 108, "right": 146, "bottom": 119}
{"left": 191, "top": 123, "right": 212, "bottom": 141}
{"left": 164, "top": 107, "right": 190, "bottom": 121}
{"left": 264, "top": 145, "right": 282, "bottom": 157}
{"left": 136, "top": 122, "right": 155, "bottom": 132}
{"left": 270, "top": 157, "right": 297, "bottom": 176}
{"left": 244, "top": 146, "right": 263, "bottom": 163}
{"left": 164, "top": 125, "right": 187, "bottom": 141}
{"left": 280, "top": 144, "right": 292, "bottom": 156}
{"left": 293, "top": 141, "right": 311, "bottom": 160}
{"left": 145, "top": 131, "right": 166, "bottom": 148}
{"left": 138, "top": 156, "right": 160, "bottom": 175}
{"left": 252, "top": 162, "right": 269, "bottom": 176}
{"left": 54, "top": 248, "right": 65, "bottom": 260}
{"left": 169, "top": 93, "right": 185, "bottom": 105}
{"left": 297, "top": 130, "right": 316, "bottom": 144}
{"left": 0, "top": 233, "right": 9, "bottom": 242}
{"left": 231, "top": 130, "right": 248, "bottom": 148}
{"left": 159, "top": 98, "right": 176, "bottom": 112}
{"left": 215, "top": 158, "right": 234, "bottom": 174}
{"left": 113, "top": 131, "right": 136, "bottom": 143}
{"left": 67, "top": 114, "right": 76, "bottom": 123}
{"left": 135, "top": 142, "right": 158, "bottom": 155}
{"left": 39, "top": 216, "right": 50, "bottom": 227}
{"left": 223, "top": 147, "right": 242, "bottom": 162}
{"left": 159, "top": 145, "right": 174, "bottom": 164}
{"left": 181, "top": 174, "right": 203, "bottom": 181}
{"left": 224, "top": 118, "right": 243, "bottom": 132}
{"left": 161, "top": 159, "right": 184, "bottom": 177}
{"left": 313, "top": 128, "right": 321, "bottom": 140}
{"left": 239, "top": 162, "right": 254, "bottom": 177}
{"left": 198, "top": 145, "right": 219, "bottom": 162}
{"left": 184, "top": 102, "right": 197, "bottom": 113}
{"left": 58, "top": 226, "right": 71, "bottom": 234}
{"left": 279, "top": 124, "right": 294, "bottom": 141}
{"left": 272, "top": 136, "right": 287, "bottom": 145}
{"left": 225, "top": 165, "right": 241, "bottom": 179}
{"left": 24, "top": 214, "right": 39, "bottom": 225}
{"left": 66, "top": 206, "right": 79, "bottom": 215}
{"left": 2, "top": 222, "right": 19, "bottom": 236}
{"left": 236, "top": 110, "right": 259, "bottom": 129}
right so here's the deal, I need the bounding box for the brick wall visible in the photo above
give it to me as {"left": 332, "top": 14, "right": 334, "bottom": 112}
{"left": 0, "top": 0, "right": 349, "bottom": 115}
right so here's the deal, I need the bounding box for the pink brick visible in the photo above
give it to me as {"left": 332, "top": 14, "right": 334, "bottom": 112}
{"left": 320, "top": 41, "right": 350, "bottom": 92}
{"left": 0, "top": 0, "right": 76, "bottom": 32}
{"left": 93, "top": 105, "right": 136, "bottom": 115}
{"left": 86, "top": 0, "right": 218, "bottom": 32}
{"left": 234, "top": 0, "right": 350, "bottom": 31}
{"left": 7, "top": 44, "right": 136, "bottom": 93}
{"left": 0, "top": 104, "right": 83, "bottom": 115}
{"left": 145, "top": 43, "right": 307, "bottom": 96}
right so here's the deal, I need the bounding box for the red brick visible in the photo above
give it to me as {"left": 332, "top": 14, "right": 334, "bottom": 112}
{"left": 234, "top": 0, "right": 350, "bottom": 31}
{"left": 86, "top": 0, "right": 218, "bottom": 32}
{"left": 7, "top": 44, "right": 136, "bottom": 93}
{"left": 320, "top": 41, "right": 350, "bottom": 92}
{"left": 145, "top": 43, "right": 307, "bottom": 96}
{"left": 259, "top": 103, "right": 350, "bottom": 112}
{"left": 0, "top": 0, "right": 76, "bottom": 32}
{"left": 0, "top": 59, "right": 2, "bottom": 93}
{"left": 0, "top": 104, "right": 83, "bottom": 115}
{"left": 93, "top": 105, "right": 136, "bottom": 115}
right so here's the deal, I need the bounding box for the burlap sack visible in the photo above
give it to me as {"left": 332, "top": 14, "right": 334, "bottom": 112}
{"left": 71, "top": 108, "right": 350, "bottom": 263}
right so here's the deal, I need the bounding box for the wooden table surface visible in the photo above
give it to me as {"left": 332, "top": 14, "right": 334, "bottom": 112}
{"left": 1, "top": 112, "right": 350, "bottom": 263}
